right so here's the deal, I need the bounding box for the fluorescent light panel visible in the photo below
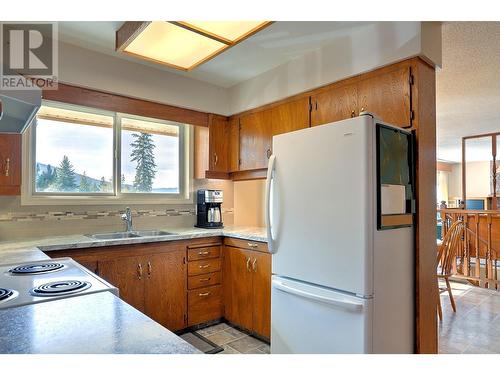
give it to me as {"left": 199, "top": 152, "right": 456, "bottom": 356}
{"left": 120, "top": 21, "right": 270, "bottom": 71}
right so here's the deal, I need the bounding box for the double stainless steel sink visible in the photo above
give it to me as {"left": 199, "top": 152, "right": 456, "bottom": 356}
{"left": 86, "top": 230, "right": 175, "bottom": 240}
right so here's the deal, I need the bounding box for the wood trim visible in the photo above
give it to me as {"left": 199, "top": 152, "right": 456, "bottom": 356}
{"left": 436, "top": 161, "right": 453, "bottom": 173}
{"left": 0, "top": 185, "right": 20, "bottom": 195}
{"left": 42, "top": 83, "right": 209, "bottom": 127}
{"left": 230, "top": 168, "right": 267, "bottom": 181}
{"left": 412, "top": 59, "right": 438, "bottom": 354}
{"left": 204, "top": 170, "right": 231, "bottom": 180}
{"left": 115, "top": 22, "right": 150, "bottom": 51}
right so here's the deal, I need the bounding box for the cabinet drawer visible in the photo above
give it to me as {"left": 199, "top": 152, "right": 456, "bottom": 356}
{"left": 188, "top": 258, "right": 221, "bottom": 276}
{"left": 187, "top": 246, "right": 220, "bottom": 261}
{"left": 188, "top": 285, "right": 222, "bottom": 326}
{"left": 188, "top": 271, "right": 221, "bottom": 290}
{"left": 224, "top": 237, "right": 268, "bottom": 253}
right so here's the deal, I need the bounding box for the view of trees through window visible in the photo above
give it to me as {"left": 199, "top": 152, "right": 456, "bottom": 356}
{"left": 34, "top": 105, "right": 181, "bottom": 195}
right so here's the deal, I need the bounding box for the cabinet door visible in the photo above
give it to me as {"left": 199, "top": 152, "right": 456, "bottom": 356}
{"left": 251, "top": 251, "right": 271, "bottom": 339}
{"left": 357, "top": 66, "right": 412, "bottom": 127}
{"left": 193, "top": 125, "right": 209, "bottom": 179}
{"left": 99, "top": 256, "right": 146, "bottom": 312}
{"left": 145, "top": 250, "right": 187, "bottom": 331}
{"left": 270, "top": 97, "right": 310, "bottom": 136}
{"left": 311, "top": 84, "right": 358, "bottom": 126}
{"left": 222, "top": 246, "right": 253, "bottom": 330}
{"left": 239, "top": 110, "right": 272, "bottom": 170}
{"left": 0, "top": 134, "right": 21, "bottom": 195}
{"left": 228, "top": 117, "right": 240, "bottom": 172}
{"left": 208, "top": 115, "right": 229, "bottom": 172}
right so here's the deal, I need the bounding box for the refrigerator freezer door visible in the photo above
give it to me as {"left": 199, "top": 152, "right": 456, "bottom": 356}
{"left": 271, "top": 276, "right": 373, "bottom": 354}
{"left": 269, "top": 116, "right": 374, "bottom": 296}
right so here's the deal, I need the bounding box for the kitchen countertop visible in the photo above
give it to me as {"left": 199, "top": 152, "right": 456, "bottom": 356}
{"left": 0, "top": 226, "right": 267, "bottom": 264}
{"left": 0, "top": 226, "right": 265, "bottom": 354}
{"left": 0, "top": 291, "right": 200, "bottom": 354}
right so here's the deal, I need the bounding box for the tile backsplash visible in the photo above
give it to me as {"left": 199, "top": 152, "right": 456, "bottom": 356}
{"left": 0, "top": 179, "right": 234, "bottom": 241}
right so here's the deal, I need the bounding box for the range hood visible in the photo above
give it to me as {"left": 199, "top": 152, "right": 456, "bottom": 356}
{"left": 0, "top": 86, "right": 41, "bottom": 134}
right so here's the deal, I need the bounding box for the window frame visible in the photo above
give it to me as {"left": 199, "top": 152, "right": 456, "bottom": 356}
{"left": 21, "top": 100, "right": 193, "bottom": 205}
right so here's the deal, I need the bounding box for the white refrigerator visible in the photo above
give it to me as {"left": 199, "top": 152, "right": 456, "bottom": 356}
{"left": 266, "top": 114, "right": 414, "bottom": 354}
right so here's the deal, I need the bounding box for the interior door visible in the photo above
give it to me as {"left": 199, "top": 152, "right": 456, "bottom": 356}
{"left": 239, "top": 110, "right": 272, "bottom": 170}
{"left": 251, "top": 251, "right": 271, "bottom": 339}
{"left": 357, "top": 66, "right": 411, "bottom": 127}
{"left": 311, "top": 84, "right": 358, "bottom": 126}
{"left": 145, "top": 250, "right": 187, "bottom": 331}
{"left": 222, "top": 246, "right": 253, "bottom": 330}
{"left": 271, "top": 276, "right": 372, "bottom": 354}
{"left": 99, "top": 256, "right": 146, "bottom": 312}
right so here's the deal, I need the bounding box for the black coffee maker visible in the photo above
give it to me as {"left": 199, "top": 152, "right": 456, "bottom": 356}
{"left": 195, "top": 189, "right": 223, "bottom": 228}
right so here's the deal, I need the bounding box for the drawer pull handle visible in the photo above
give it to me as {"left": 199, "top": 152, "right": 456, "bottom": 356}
{"left": 199, "top": 292, "right": 211, "bottom": 297}
{"left": 247, "top": 243, "right": 258, "bottom": 248}
{"left": 199, "top": 264, "right": 210, "bottom": 269}
{"left": 198, "top": 251, "right": 210, "bottom": 256}
{"left": 4, "top": 158, "right": 10, "bottom": 177}
{"left": 199, "top": 277, "right": 211, "bottom": 282}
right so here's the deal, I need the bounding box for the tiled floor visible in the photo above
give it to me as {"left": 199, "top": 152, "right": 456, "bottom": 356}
{"left": 195, "top": 323, "right": 270, "bottom": 354}
{"left": 438, "top": 280, "right": 500, "bottom": 354}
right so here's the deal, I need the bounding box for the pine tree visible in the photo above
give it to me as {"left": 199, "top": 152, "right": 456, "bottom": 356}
{"left": 99, "top": 176, "right": 108, "bottom": 192}
{"left": 36, "top": 164, "right": 56, "bottom": 191}
{"left": 55, "top": 156, "right": 77, "bottom": 191}
{"left": 130, "top": 132, "right": 157, "bottom": 192}
{"left": 79, "top": 171, "right": 92, "bottom": 192}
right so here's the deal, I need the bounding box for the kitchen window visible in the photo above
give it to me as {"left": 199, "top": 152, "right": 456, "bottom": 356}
{"left": 22, "top": 101, "right": 191, "bottom": 205}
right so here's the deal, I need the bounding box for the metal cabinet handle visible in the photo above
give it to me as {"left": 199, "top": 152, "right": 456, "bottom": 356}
{"left": 4, "top": 158, "right": 10, "bottom": 177}
{"left": 199, "top": 292, "right": 211, "bottom": 297}
{"left": 147, "top": 261, "right": 152, "bottom": 277}
{"left": 246, "top": 257, "right": 251, "bottom": 272}
{"left": 198, "top": 251, "right": 210, "bottom": 256}
{"left": 252, "top": 258, "right": 257, "bottom": 272}
{"left": 351, "top": 110, "right": 356, "bottom": 118}
{"left": 360, "top": 107, "right": 365, "bottom": 112}
{"left": 214, "top": 153, "right": 218, "bottom": 165}
{"left": 137, "top": 263, "right": 143, "bottom": 280}
{"left": 199, "top": 277, "right": 211, "bottom": 282}
{"left": 199, "top": 264, "right": 210, "bottom": 269}
{"left": 266, "top": 149, "right": 272, "bottom": 159}
{"left": 247, "top": 243, "right": 258, "bottom": 248}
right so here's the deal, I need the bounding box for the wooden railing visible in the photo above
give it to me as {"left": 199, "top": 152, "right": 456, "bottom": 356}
{"left": 438, "top": 209, "right": 500, "bottom": 289}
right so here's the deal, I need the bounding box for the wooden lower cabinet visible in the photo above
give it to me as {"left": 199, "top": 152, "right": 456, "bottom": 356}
{"left": 145, "top": 251, "right": 187, "bottom": 331}
{"left": 223, "top": 242, "right": 271, "bottom": 339}
{"left": 188, "top": 285, "right": 223, "bottom": 326}
{"left": 99, "top": 255, "right": 147, "bottom": 313}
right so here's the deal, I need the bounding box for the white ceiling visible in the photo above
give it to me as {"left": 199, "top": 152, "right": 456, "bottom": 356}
{"left": 56, "top": 21, "right": 373, "bottom": 88}
{"left": 437, "top": 22, "right": 500, "bottom": 163}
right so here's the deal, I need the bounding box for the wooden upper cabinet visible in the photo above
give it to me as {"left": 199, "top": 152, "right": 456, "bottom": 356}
{"left": 270, "top": 97, "right": 310, "bottom": 135}
{"left": 0, "top": 134, "right": 22, "bottom": 195}
{"left": 193, "top": 125, "right": 209, "bottom": 179}
{"left": 145, "top": 250, "right": 187, "bottom": 331}
{"left": 228, "top": 117, "right": 240, "bottom": 172}
{"left": 311, "top": 84, "right": 358, "bottom": 126}
{"left": 357, "top": 66, "right": 412, "bottom": 128}
{"left": 251, "top": 251, "right": 271, "bottom": 338}
{"left": 208, "top": 115, "right": 229, "bottom": 172}
{"left": 99, "top": 255, "right": 146, "bottom": 313}
{"left": 239, "top": 110, "right": 273, "bottom": 170}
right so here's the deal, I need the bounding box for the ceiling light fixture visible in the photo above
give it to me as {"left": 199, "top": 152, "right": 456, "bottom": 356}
{"left": 116, "top": 21, "right": 272, "bottom": 71}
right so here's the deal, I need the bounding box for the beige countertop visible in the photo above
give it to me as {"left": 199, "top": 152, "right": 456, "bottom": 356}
{"left": 0, "top": 226, "right": 267, "bottom": 265}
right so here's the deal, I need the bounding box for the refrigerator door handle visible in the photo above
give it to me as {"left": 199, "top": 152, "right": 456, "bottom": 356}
{"left": 265, "top": 154, "right": 276, "bottom": 253}
{"left": 272, "top": 279, "right": 364, "bottom": 312}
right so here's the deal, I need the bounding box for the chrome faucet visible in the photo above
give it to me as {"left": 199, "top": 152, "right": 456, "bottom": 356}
{"left": 121, "top": 207, "right": 133, "bottom": 232}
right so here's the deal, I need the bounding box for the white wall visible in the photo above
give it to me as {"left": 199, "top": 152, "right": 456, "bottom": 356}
{"left": 228, "top": 22, "right": 442, "bottom": 114}
{"left": 448, "top": 161, "right": 492, "bottom": 199}
{"left": 58, "top": 42, "right": 229, "bottom": 115}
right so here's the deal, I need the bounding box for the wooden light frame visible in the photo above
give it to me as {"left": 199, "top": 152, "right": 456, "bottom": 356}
{"left": 116, "top": 21, "right": 273, "bottom": 71}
